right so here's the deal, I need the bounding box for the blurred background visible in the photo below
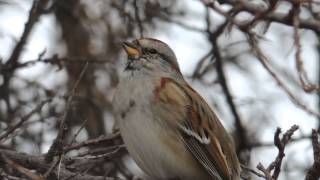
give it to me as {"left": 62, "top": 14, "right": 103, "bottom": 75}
{"left": 0, "top": 0, "right": 319, "bottom": 179}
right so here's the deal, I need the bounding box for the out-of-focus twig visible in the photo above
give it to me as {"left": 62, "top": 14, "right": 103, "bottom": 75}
{"left": 203, "top": 0, "right": 320, "bottom": 97}
{"left": 0, "top": 99, "right": 52, "bottom": 142}
{"left": 45, "top": 63, "right": 88, "bottom": 164}
{"left": 0, "top": 0, "right": 50, "bottom": 117}
{"left": 241, "top": 164, "right": 266, "bottom": 179}
{"left": 292, "top": 3, "right": 319, "bottom": 93}
{"left": 257, "top": 163, "right": 273, "bottom": 180}
{"left": 0, "top": 56, "right": 111, "bottom": 72}
{"left": 5, "top": 0, "right": 50, "bottom": 69}
{"left": 70, "top": 119, "right": 88, "bottom": 145}
{"left": 202, "top": 0, "right": 320, "bottom": 33}
{"left": 133, "top": 0, "right": 144, "bottom": 38}
{"left": 206, "top": 10, "right": 248, "bottom": 155}
{"left": 0, "top": 154, "right": 44, "bottom": 180}
{"left": 247, "top": 32, "right": 320, "bottom": 117}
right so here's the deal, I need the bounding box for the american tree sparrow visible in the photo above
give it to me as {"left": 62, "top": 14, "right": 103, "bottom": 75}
{"left": 112, "top": 38, "right": 240, "bottom": 180}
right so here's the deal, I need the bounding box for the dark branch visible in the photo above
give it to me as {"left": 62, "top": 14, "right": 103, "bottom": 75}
{"left": 256, "top": 125, "right": 299, "bottom": 180}
{"left": 305, "top": 129, "right": 320, "bottom": 180}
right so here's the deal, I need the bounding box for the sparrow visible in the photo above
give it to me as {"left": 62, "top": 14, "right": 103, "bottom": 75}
{"left": 112, "top": 38, "right": 241, "bottom": 180}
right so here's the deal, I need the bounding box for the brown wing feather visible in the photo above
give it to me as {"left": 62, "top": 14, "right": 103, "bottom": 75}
{"left": 152, "top": 77, "right": 240, "bottom": 180}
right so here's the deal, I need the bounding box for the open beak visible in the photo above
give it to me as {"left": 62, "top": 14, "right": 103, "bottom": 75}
{"left": 122, "top": 42, "right": 141, "bottom": 59}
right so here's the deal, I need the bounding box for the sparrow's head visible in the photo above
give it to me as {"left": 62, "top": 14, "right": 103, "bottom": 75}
{"left": 122, "top": 38, "right": 182, "bottom": 76}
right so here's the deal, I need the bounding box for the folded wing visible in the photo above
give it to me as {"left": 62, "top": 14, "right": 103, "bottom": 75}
{"left": 152, "top": 77, "right": 240, "bottom": 180}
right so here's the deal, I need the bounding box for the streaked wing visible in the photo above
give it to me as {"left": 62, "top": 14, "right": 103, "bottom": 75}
{"left": 152, "top": 77, "right": 238, "bottom": 180}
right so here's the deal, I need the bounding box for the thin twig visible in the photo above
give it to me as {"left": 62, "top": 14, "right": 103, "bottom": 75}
{"left": 257, "top": 163, "right": 273, "bottom": 180}
{"left": 241, "top": 164, "right": 266, "bottom": 179}
{"left": 70, "top": 144, "right": 125, "bottom": 160}
{"left": 133, "top": 0, "right": 144, "bottom": 38}
{"left": 0, "top": 57, "right": 111, "bottom": 72}
{"left": 64, "top": 132, "right": 121, "bottom": 152}
{"left": 70, "top": 119, "right": 88, "bottom": 145}
{"left": 45, "top": 63, "right": 89, "bottom": 163}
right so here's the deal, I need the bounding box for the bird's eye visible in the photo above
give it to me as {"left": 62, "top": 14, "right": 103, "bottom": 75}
{"left": 149, "top": 48, "right": 157, "bottom": 54}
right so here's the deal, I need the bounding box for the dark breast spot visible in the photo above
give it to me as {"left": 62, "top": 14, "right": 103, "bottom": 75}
{"left": 120, "top": 99, "right": 136, "bottom": 119}
{"left": 121, "top": 112, "right": 126, "bottom": 119}
{"left": 129, "top": 99, "right": 135, "bottom": 108}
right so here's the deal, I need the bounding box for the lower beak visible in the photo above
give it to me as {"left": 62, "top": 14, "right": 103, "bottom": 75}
{"left": 122, "top": 42, "right": 141, "bottom": 59}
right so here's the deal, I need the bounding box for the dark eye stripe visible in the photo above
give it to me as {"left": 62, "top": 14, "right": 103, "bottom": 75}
{"left": 149, "top": 48, "right": 157, "bottom": 54}
{"left": 142, "top": 48, "right": 178, "bottom": 70}
{"left": 158, "top": 53, "right": 174, "bottom": 65}
{"left": 143, "top": 48, "right": 157, "bottom": 54}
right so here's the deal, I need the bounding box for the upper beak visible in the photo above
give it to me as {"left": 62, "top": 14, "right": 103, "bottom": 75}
{"left": 122, "top": 42, "right": 141, "bottom": 59}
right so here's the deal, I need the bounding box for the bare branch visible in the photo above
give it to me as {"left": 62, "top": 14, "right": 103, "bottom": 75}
{"left": 0, "top": 149, "right": 119, "bottom": 180}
